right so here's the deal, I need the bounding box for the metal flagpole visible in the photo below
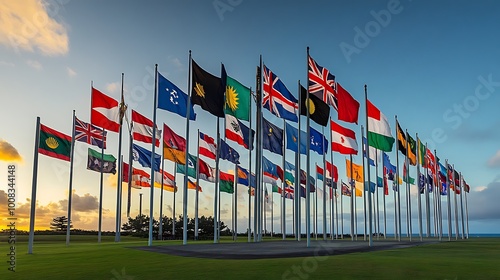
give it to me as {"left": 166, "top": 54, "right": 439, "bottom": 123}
{"left": 148, "top": 65, "right": 158, "bottom": 246}
{"left": 395, "top": 116, "right": 401, "bottom": 242}
{"left": 375, "top": 150, "right": 380, "bottom": 239}
{"left": 435, "top": 149, "right": 443, "bottom": 240}
{"left": 295, "top": 81, "right": 301, "bottom": 241}
{"left": 127, "top": 123, "right": 133, "bottom": 218}
{"left": 194, "top": 130, "right": 200, "bottom": 240}
{"left": 465, "top": 186, "right": 469, "bottom": 239}
{"left": 335, "top": 189, "right": 338, "bottom": 240}
{"left": 158, "top": 142, "right": 165, "bottom": 240}
{"left": 271, "top": 184, "right": 274, "bottom": 237}
{"left": 453, "top": 164, "right": 459, "bottom": 240}
{"left": 354, "top": 180, "right": 358, "bottom": 240}
{"left": 248, "top": 87, "right": 253, "bottom": 242}
{"left": 416, "top": 136, "right": 423, "bottom": 241}
{"left": 349, "top": 155, "right": 355, "bottom": 241}
{"left": 305, "top": 48, "right": 312, "bottom": 248}
{"left": 330, "top": 135, "right": 336, "bottom": 240}
{"left": 405, "top": 130, "right": 412, "bottom": 241}
{"left": 459, "top": 172, "right": 465, "bottom": 239}
{"left": 254, "top": 60, "right": 263, "bottom": 242}
{"left": 66, "top": 110, "right": 76, "bottom": 246}
{"left": 282, "top": 120, "right": 286, "bottom": 240}
{"left": 98, "top": 128, "right": 106, "bottom": 243}
{"left": 183, "top": 53, "right": 194, "bottom": 245}
{"left": 28, "top": 117, "right": 41, "bottom": 254}
{"left": 425, "top": 143, "right": 431, "bottom": 237}
{"left": 173, "top": 163, "right": 177, "bottom": 238}
{"left": 314, "top": 176, "right": 318, "bottom": 240}
{"left": 361, "top": 126, "right": 367, "bottom": 241}
{"left": 322, "top": 128, "right": 327, "bottom": 241}
{"left": 340, "top": 182, "right": 344, "bottom": 238}
{"left": 383, "top": 162, "right": 387, "bottom": 240}
{"left": 115, "top": 73, "right": 125, "bottom": 243}
{"left": 234, "top": 163, "right": 238, "bottom": 240}
{"left": 393, "top": 180, "right": 398, "bottom": 240}
{"left": 446, "top": 160, "right": 451, "bottom": 241}
{"left": 364, "top": 85, "right": 373, "bottom": 247}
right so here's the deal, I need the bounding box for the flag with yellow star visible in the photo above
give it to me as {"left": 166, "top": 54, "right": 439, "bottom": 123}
{"left": 299, "top": 85, "right": 330, "bottom": 126}
{"left": 191, "top": 59, "right": 225, "bottom": 118}
{"left": 224, "top": 75, "right": 250, "bottom": 121}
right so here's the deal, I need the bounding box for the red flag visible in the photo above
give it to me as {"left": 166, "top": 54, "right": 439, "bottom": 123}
{"left": 336, "top": 82, "right": 360, "bottom": 124}
{"left": 122, "top": 162, "right": 150, "bottom": 188}
{"left": 132, "top": 110, "right": 160, "bottom": 147}
{"left": 91, "top": 87, "right": 120, "bottom": 132}
{"left": 325, "top": 160, "right": 338, "bottom": 183}
{"left": 331, "top": 120, "right": 358, "bottom": 155}
{"left": 163, "top": 123, "right": 186, "bottom": 151}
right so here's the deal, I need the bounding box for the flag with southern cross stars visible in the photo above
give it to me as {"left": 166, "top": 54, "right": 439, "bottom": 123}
{"left": 157, "top": 72, "right": 196, "bottom": 120}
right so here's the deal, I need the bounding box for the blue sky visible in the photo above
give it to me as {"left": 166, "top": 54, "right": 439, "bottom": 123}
{"left": 0, "top": 0, "right": 499, "bottom": 234}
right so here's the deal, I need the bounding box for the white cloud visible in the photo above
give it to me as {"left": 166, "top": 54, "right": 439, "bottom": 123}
{"left": 0, "top": 61, "right": 15, "bottom": 67}
{"left": 0, "top": 0, "right": 69, "bottom": 56}
{"left": 474, "top": 186, "right": 487, "bottom": 192}
{"left": 67, "top": 67, "right": 77, "bottom": 77}
{"left": 105, "top": 82, "right": 120, "bottom": 94}
{"left": 487, "top": 150, "right": 500, "bottom": 167}
{"left": 26, "top": 59, "right": 42, "bottom": 70}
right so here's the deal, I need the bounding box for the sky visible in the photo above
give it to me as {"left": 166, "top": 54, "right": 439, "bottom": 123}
{"left": 0, "top": 0, "right": 499, "bottom": 235}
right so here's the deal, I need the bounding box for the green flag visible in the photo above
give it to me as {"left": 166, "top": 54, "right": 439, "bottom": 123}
{"left": 87, "top": 148, "right": 116, "bottom": 174}
{"left": 39, "top": 124, "right": 71, "bottom": 161}
{"left": 224, "top": 76, "right": 251, "bottom": 121}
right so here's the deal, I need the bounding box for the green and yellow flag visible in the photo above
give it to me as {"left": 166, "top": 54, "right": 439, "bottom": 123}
{"left": 39, "top": 124, "right": 71, "bottom": 161}
{"left": 225, "top": 76, "right": 251, "bottom": 121}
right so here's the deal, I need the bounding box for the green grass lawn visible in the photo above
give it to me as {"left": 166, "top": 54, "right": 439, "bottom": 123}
{"left": 1, "top": 235, "right": 498, "bottom": 280}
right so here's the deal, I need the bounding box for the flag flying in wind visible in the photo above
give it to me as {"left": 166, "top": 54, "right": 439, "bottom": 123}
{"left": 191, "top": 60, "right": 225, "bottom": 118}
{"left": 163, "top": 123, "right": 186, "bottom": 164}
{"left": 330, "top": 120, "right": 358, "bottom": 155}
{"left": 198, "top": 132, "right": 217, "bottom": 160}
{"left": 132, "top": 110, "right": 161, "bottom": 147}
{"left": 300, "top": 85, "right": 330, "bottom": 127}
{"left": 345, "top": 159, "right": 364, "bottom": 183}
{"left": 326, "top": 160, "right": 338, "bottom": 187}
{"left": 262, "top": 156, "right": 280, "bottom": 185}
{"left": 176, "top": 153, "right": 214, "bottom": 182}
{"left": 418, "top": 138, "right": 426, "bottom": 167}
{"left": 91, "top": 87, "right": 120, "bottom": 133}
{"left": 157, "top": 72, "right": 196, "bottom": 120}
{"left": 308, "top": 55, "right": 336, "bottom": 108}
{"left": 362, "top": 136, "right": 378, "bottom": 167}
{"left": 225, "top": 114, "right": 254, "bottom": 150}
{"left": 407, "top": 133, "right": 417, "bottom": 166}
{"left": 132, "top": 143, "right": 161, "bottom": 171}
{"left": 237, "top": 166, "right": 256, "bottom": 187}
{"left": 39, "top": 124, "right": 71, "bottom": 161}
{"left": 152, "top": 170, "right": 177, "bottom": 192}
{"left": 285, "top": 122, "right": 306, "bottom": 155}
{"left": 87, "top": 147, "right": 116, "bottom": 174}
{"left": 219, "top": 139, "right": 240, "bottom": 164}
{"left": 367, "top": 99, "right": 395, "bottom": 152}
{"left": 396, "top": 121, "right": 416, "bottom": 165}
{"left": 262, "top": 65, "right": 298, "bottom": 122}
{"left": 336, "top": 82, "right": 360, "bottom": 124}
{"left": 225, "top": 75, "right": 251, "bottom": 121}
{"left": 262, "top": 117, "right": 283, "bottom": 155}
{"left": 309, "top": 125, "right": 328, "bottom": 156}
{"left": 219, "top": 171, "right": 234, "bottom": 194}
{"left": 122, "top": 162, "right": 150, "bottom": 189}
{"left": 75, "top": 117, "right": 107, "bottom": 149}
{"left": 341, "top": 181, "right": 352, "bottom": 197}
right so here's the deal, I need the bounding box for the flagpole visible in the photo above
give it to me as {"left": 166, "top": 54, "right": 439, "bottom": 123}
{"left": 173, "top": 163, "right": 177, "bottom": 238}
{"left": 248, "top": 87, "right": 253, "bottom": 243}
{"left": 295, "top": 80, "right": 301, "bottom": 241}
{"left": 340, "top": 181, "right": 344, "bottom": 238}
{"left": 459, "top": 172, "right": 465, "bottom": 239}
{"left": 158, "top": 142, "right": 165, "bottom": 240}
{"left": 98, "top": 128, "right": 106, "bottom": 243}
{"left": 375, "top": 149, "right": 380, "bottom": 239}
{"left": 195, "top": 130, "right": 200, "bottom": 241}
{"left": 445, "top": 160, "right": 451, "bottom": 241}
{"left": 361, "top": 126, "right": 367, "bottom": 241}
{"left": 127, "top": 125, "right": 133, "bottom": 218}
{"left": 405, "top": 130, "right": 412, "bottom": 241}
{"left": 452, "top": 164, "right": 459, "bottom": 240}
{"left": 147, "top": 66, "right": 158, "bottom": 246}
{"left": 28, "top": 117, "right": 40, "bottom": 254}
{"left": 314, "top": 177, "right": 318, "bottom": 240}
{"left": 382, "top": 159, "right": 387, "bottom": 240}
{"left": 216, "top": 125, "right": 222, "bottom": 243}
{"left": 416, "top": 136, "right": 423, "bottom": 241}
{"left": 349, "top": 155, "right": 354, "bottom": 241}
{"left": 330, "top": 129, "right": 336, "bottom": 240}
{"left": 394, "top": 116, "right": 401, "bottom": 241}
{"left": 254, "top": 59, "right": 263, "bottom": 242}
{"left": 271, "top": 184, "right": 274, "bottom": 238}
{"left": 322, "top": 128, "right": 327, "bottom": 241}
{"left": 115, "top": 73, "right": 125, "bottom": 243}
{"left": 235, "top": 163, "right": 238, "bottom": 241}
{"left": 184, "top": 52, "right": 193, "bottom": 245}
{"left": 282, "top": 119, "right": 286, "bottom": 240}
{"left": 65, "top": 110, "right": 76, "bottom": 246}
{"left": 305, "top": 49, "right": 312, "bottom": 248}
{"left": 465, "top": 184, "right": 469, "bottom": 239}
{"left": 435, "top": 149, "right": 443, "bottom": 240}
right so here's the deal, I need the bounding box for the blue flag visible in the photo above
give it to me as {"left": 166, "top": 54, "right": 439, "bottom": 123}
{"left": 364, "top": 181, "right": 376, "bottom": 193}
{"left": 383, "top": 152, "right": 396, "bottom": 173}
{"left": 219, "top": 139, "right": 240, "bottom": 164}
{"left": 285, "top": 161, "right": 295, "bottom": 172}
{"left": 377, "top": 176, "right": 383, "bottom": 188}
{"left": 262, "top": 65, "right": 298, "bottom": 122}
{"left": 157, "top": 72, "right": 196, "bottom": 120}
{"left": 285, "top": 122, "right": 306, "bottom": 155}
{"left": 309, "top": 126, "right": 328, "bottom": 156}
{"left": 262, "top": 156, "right": 280, "bottom": 178}
{"left": 262, "top": 117, "right": 283, "bottom": 155}
{"left": 363, "top": 137, "right": 375, "bottom": 166}
{"left": 237, "top": 166, "right": 256, "bottom": 187}
{"left": 132, "top": 143, "right": 161, "bottom": 171}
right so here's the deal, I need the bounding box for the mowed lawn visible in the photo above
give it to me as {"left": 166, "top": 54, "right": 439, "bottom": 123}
{"left": 1, "top": 235, "right": 499, "bottom": 280}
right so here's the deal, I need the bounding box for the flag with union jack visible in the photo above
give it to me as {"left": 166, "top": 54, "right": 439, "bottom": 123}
{"left": 308, "top": 56, "right": 337, "bottom": 109}
{"left": 262, "top": 65, "right": 298, "bottom": 122}
{"left": 75, "top": 117, "right": 106, "bottom": 149}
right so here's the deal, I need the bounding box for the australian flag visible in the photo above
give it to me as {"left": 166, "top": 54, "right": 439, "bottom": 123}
{"left": 75, "top": 117, "right": 106, "bottom": 149}
{"left": 262, "top": 65, "right": 298, "bottom": 122}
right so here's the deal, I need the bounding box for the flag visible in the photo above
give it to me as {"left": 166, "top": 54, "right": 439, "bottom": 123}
{"left": 262, "top": 117, "right": 283, "bottom": 155}
{"left": 341, "top": 181, "right": 352, "bottom": 197}
{"left": 418, "top": 138, "right": 427, "bottom": 167}
{"left": 309, "top": 126, "right": 328, "bottom": 156}
{"left": 132, "top": 143, "right": 161, "bottom": 171}
{"left": 225, "top": 114, "right": 254, "bottom": 150}
{"left": 307, "top": 56, "right": 336, "bottom": 108}
{"left": 74, "top": 117, "right": 106, "bottom": 149}
{"left": 122, "top": 162, "right": 150, "bottom": 189}
{"left": 90, "top": 87, "right": 120, "bottom": 132}
{"left": 325, "top": 160, "right": 339, "bottom": 185}
{"left": 132, "top": 110, "right": 161, "bottom": 147}
{"left": 225, "top": 75, "right": 250, "bottom": 121}
{"left": 396, "top": 121, "right": 408, "bottom": 156}
{"left": 362, "top": 137, "right": 376, "bottom": 166}
{"left": 176, "top": 154, "right": 214, "bottom": 182}
{"left": 330, "top": 120, "right": 358, "bottom": 155}
{"left": 345, "top": 159, "right": 363, "bottom": 182}
{"left": 354, "top": 183, "right": 363, "bottom": 197}
{"left": 285, "top": 122, "right": 306, "bottom": 155}
{"left": 219, "top": 139, "right": 240, "bottom": 164}
{"left": 299, "top": 169, "right": 316, "bottom": 190}
{"left": 188, "top": 179, "right": 202, "bottom": 192}
{"left": 237, "top": 166, "right": 256, "bottom": 187}
{"left": 336, "top": 82, "right": 360, "bottom": 124}
{"left": 403, "top": 164, "right": 415, "bottom": 184}
{"left": 383, "top": 152, "right": 396, "bottom": 175}
{"left": 219, "top": 171, "right": 234, "bottom": 194}
{"left": 199, "top": 132, "right": 217, "bottom": 160}
{"left": 262, "top": 156, "right": 279, "bottom": 185}
{"left": 283, "top": 186, "right": 294, "bottom": 199}
{"left": 300, "top": 85, "right": 330, "bottom": 127}
{"left": 272, "top": 185, "right": 282, "bottom": 194}
{"left": 152, "top": 170, "right": 177, "bottom": 192}
{"left": 87, "top": 148, "right": 116, "bottom": 174}
{"left": 39, "top": 124, "right": 71, "bottom": 161}
{"left": 191, "top": 60, "right": 225, "bottom": 117}
{"left": 157, "top": 72, "right": 196, "bottom": 120}
{"left": 367, "top": 100, "right": 395, "bottom": 152}
{"left": 407, "top": 133, "right": 417, "bottom": 166}
{"left": 316, "top": 164, "right": 325, "bottom": 181}
{"left": 262, "top": 65, "right": 298, "bottom": 122}
{"left": 364, "top": 181, "right": 376, "bottom": 193}
{"left": 163, "top": 123, "right": 186, "bottom": 164}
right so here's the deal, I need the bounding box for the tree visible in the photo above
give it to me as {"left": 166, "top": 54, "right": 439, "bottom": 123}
{"left": 50, "top": 216, "right": 72, "bottom": 231}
